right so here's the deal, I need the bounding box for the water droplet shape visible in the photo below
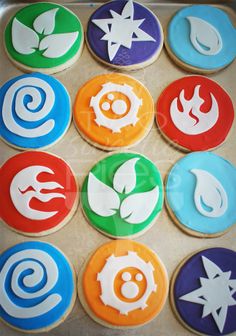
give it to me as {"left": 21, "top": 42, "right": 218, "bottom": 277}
{"left": 191, "top": 169, "right": 228, "bottom": 218}
{"left": 187, "top": 16, "right": 222, "bottom": 56}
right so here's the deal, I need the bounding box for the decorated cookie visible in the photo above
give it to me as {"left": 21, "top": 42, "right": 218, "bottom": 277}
{"left": 166, "top": 152, "right": 236, "bottom": 237}
{"left": 0, "top": 151, "right": 78, "bottom": 236}
{"left": 4, "top": 2, "right": 84, "bottom": 74}
{"left": 81, "top": 152, "right": 163, "bottom": 238}
{"left": 86, "top": 0, "right": 163, "bottom": 69}
{"left": 171, "top": 248, "right": 236, "bottom": 335}
{"left": 73, "top": 73, "right": 154, "bottom": 150}
{"left": 78, "top": 240, "right": 168, "bottom": 328}
{"left": 156, "top": 76, "right": 234, "bottom": 151}
{"left": 0, "top": 73, "right": 71, "bottom": 150}
{"left": 166, "top": 5, "right": 236, "bottom": 73}
{"left": 0, "top": 241, "right": 76, "bottom": 332}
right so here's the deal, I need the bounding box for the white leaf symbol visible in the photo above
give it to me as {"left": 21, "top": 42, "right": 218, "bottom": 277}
{"left": 39, "top": 32, "right": 79, "bottom": 58}
{"left": 113, "top": 158, "right": 139, "bottom": 194}
{"left": 191, "top": 169, "right": 228, "bottom": 218}
{"left": 87, "top": 172, "right": 120, "bottom": 217}
{"left": 33, "top": 8, "right": 59, "bottom": 35}
{"left": 120, "top": 186, "right": 159, "bottom": 224}
{"left": 187, "top": 16, "right": 222, "bottom": 55}
{"left": 12, "top": 18, "right": 39, "bottom": 55}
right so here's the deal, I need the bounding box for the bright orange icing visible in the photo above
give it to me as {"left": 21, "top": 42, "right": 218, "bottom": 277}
{"left": 73, "top": 74, "right": 154, "bottom": 148}
{"left": 82, "top": 240, "right": 168, "bottom": 326}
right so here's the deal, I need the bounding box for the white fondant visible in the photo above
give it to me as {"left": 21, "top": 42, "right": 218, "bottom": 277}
{"left": 112, "top": 99, "right": 127, "bottom": 115}
{"left": 12, "top": 18, "right": 39, "bottom": 55}
{"left": 92, "top": 0, "right": 156, "bottom": 61}
{"left": 191, "top": 169, "right": 228, "bottom": 218}
{"left": 10, "top": 166, "right": 65, "bottom": 220}
{"left": 0, "top": 249, "right": 62, "bottom": 318}
{"left": 170, "top": 85, "right": 219, "bottom": 135}
{"left": 120, "top": 186, "right": 159, "bottom": 224}
{"left": 113, "top": 158, "right": 139, "bottom": 194}
{"left": 2, "top": 77, "right": 55, "bottom": 138}
{"left": 87, "top": 172, "right": 120, "bottom": 217}
{"left": 97, "top": 251, "right": 157, "bottom": 314}
{"left": 39, "top": 32, "right": 79, "bottom": 58}
{"left": 90, "top": 82, "right": 142, "bottom": 133}
{"left": 33, "top": 8, "right": 58, "bottom": 35}
{"left": 122, "top": 271, "right": 132, "bottom": 282}
{"left": 108, "top": 93, "right": 114, "bottom": 100}
{"left": 102, "top": 102, "right": 110, "bottom": 111}
{"left": 121, "top": 281, "right": 139, "bottom": 299}
{"left": 179, "top": 256, "right": 236, "bottom": 333}
{"left": 187, "top": 16, "right": 222, "bottom": 56}
{"left": 136, "top": 273, "right": 143, "bottom": 281}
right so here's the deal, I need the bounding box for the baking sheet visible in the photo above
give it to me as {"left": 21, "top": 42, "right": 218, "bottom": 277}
{"left": 0, "top": 2, "right": 236, "bottom": 335}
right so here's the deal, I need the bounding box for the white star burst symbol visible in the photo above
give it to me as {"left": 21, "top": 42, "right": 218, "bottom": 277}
{"left": 92, "top": 0, "right": 156, "bottom": 61}
{"left": 180, "top": 256, "right": 236, "bottom": 333}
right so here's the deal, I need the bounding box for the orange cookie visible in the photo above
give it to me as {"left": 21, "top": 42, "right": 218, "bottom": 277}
{"left": 73, "top": 73, "right": 154, "bottom": 150}
{"left": 78, "top": 240, "right": 168, "bottom": 328}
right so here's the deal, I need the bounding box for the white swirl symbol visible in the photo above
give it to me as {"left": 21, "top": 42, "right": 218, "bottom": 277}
{"left": 0, "top": 249, "right": 62, "bottom": 318}
{"left": 2, "top": 77, "right": 55, "bottom": 138}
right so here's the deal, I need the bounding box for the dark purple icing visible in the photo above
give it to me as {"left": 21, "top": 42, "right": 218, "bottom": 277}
{"left": 87, "top": 0, "right": 162, "bottom": 66}
{"left": 174, "top": 248, "right": 236, "bottom": 335}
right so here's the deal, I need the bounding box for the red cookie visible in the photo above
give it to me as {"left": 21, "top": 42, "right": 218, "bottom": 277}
{"left": 0, "top": 151, "right": 78, "bottom": 236}
{"left": 156, "top": 76, "right": 234, "bottom": 151}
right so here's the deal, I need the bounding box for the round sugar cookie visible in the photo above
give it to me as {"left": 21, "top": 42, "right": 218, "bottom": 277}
{"left": 165, "top": 5, "right": 236, "bottom": 73}
{"left": 170, "top": 247, "right": 236, "bottom": 335}
{"left": 78, "top": 240, "right": 168, "bottom": 328}
{"left": 4, "top": 2, "right": 84, "bottom": 74}
{"left": 0, "top": 151, "right": 78, "bottom": 236}
{"left": 73, "top": 73, "right": 154, "bottom": 150}
{"left": 156, "top": 76, "right": 234, "bottom": 152}
{"left": 86, "top": 0, "right": 163, "bottom": 70}
{"left": 165, "top": 152, "right": 236, "bottom": 237}
{"left": 0, "top": 73, "right": 71, "bottom": 150}
{"left": 0, "top": 241, "right": 76, "bottom": 333}
{"left": 81, "top": 152, "right": 163, "bottom": 238}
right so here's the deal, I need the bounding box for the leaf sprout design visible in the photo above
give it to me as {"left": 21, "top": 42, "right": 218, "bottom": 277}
{"left": 87, "top": 158, "right": 159, "bottom": 224}
{"left": 12, "top": 8, "right": 79, "bottom": 58}
{"left": 179, "top": 256, "right": 236, "bottom": 333}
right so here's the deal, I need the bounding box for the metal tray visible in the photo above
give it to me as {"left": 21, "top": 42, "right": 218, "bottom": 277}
{"left": 0, "top": 2, "right": 236, "bottom": 336}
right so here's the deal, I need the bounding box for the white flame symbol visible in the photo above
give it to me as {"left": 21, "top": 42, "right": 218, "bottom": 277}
{"left": 170, "top": 85, "right": 219, "bottom": 135}
{"left": 191, "top": 169, "right": 228, "bottom": 218}
{"left": 187, "top": 16, "right": 222, "bottom": 56}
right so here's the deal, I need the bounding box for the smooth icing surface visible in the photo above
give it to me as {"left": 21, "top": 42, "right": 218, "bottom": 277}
{"left": 167, "top": 5, "right": 236, "bottom": 70}
{"left": 74, "top": 73, "right": 154, "bottom": 148}
{"left": 0, "top": 73, "right": 71, "bottom": 149}
{"left": 82, "top": 240, "right": 168, "bottom": 326}
{"left": 156, "top": 76, "right": 234, "bottom": 151}
{"left": 174, "top": 248, "right": 236, "bottom": 335}
{"left": 166, "top": 152, "right": 236, "bottom": 235}
{"left": 0, "top": 151, "right": 77, "bottom": 235}
{"left": 5, "top": 2, "right": 83, "bottom": 69}
{"left": 0, "top": 241, "right": 74, "bottom": 331}
{"left": 87, "top": 0, "right": 163, "bottom": 66}
{"left": 81, "top": 152, "right": 163, "bottom": 237}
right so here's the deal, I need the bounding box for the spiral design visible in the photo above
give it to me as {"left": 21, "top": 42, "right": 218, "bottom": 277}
{"left": 0, "top": 249, "right": 62, "bottom": 318}
{"left": 2, "top": 77, "right": 55, "bottom": 138}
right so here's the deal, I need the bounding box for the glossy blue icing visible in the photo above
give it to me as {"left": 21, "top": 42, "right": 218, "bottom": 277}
{"left": 0, "top": 241, "right": 74, "bottom": 331}
{"left": 0, "top": 73, "right": 71, "bottom": 149}
{"left": 167, "top": 5, "right": 236, "bottom": 70}
{"left": 166, "top": 152, "right": 236, "bottom": 234}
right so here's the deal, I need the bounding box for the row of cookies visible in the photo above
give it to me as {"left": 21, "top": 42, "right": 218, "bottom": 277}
{"left": 0, "top": 72, "right": 234, "bottom": 152}
{"left": 1, "top": 150, "right": 235, "bottom": 238}
{"left": 1, "top": 239, "right": 235, "bottom": 335}
{"left": 4, "top": 1, "right": 236, "bottom": 74}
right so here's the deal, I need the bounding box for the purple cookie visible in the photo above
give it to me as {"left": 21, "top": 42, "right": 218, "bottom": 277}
{"left": 172, "top": 248, "right": 236, "bottom": 335}
{"left": 86, "top": 0, "right": 163, "bottom": 69}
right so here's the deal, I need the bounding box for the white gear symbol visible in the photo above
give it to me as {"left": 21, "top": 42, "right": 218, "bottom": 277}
{"left": 97, "top": 251, "right": 157, "bottom": 315}
{"left": 90, "top": 82, "right": 142, "bottom": 133}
